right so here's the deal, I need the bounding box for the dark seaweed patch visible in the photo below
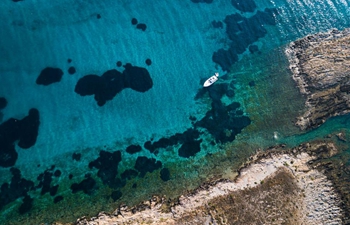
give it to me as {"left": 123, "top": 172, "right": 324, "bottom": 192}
{"left": 212, "top": 8, "right": 277, "bottom": 71}
{"left": 178, "top": 139, "right": 202, "bottom": 158}
{"left": 54, "top": 170, "right": 61, "bottom": 177}
{"left": 145, "top": 58, "right": 152, "bottom": 66}
{"left": 0, "top": 108, "right": 40, "bottom": 167}
{"left": 70, "top": 175, "right": 96, "bottom": 195}
{"left": 134, "top": 156, "right": 162, "bottom": 177}
{"left": 75, "top": 64, "right": 152, "bottom": 106}
{"left": 75, "top": 71, "right": 123, "bottom": 106}
{"left": 208, "top": 83, "right": 229, "bottom": 101}
{"left": 160, "top": 168, "right": 170, "bottom": 181}
{"left": 36, "top": 67, "right": 64, "bottom": 85}
{"left": 49, "top": 185, "right": 59, "bottom": 196}
{"left": 212, "top": 48, "right": 239, "bottom": 72}
{"left": 123, "top": 63, "right": 153, "bottom": 92}
{"left": 0, "top": 143, "right": 17, "bottom": 168}
{"left": 36, "top": 166, "right": 59, "bottom": 196}
{"left": 72, "top": 153, "right": 81, "bottom": 161}
{"left": 144, "top": 128, "right": 201, "bottom": 154}
{"left": 18, "top": 194, "right": 33, "bottom": 214}
{"left": 131, "top": 18, "right": 138, "bottom": 25}
{"left": 68, "top": 66, "right": 76, "bottom": 75}
{"left": 189, "top": 116, "right": 196, "bottom": 121}
{"left": 121, "top": 169, "right": 138, "bottom": 180}
{"left": 136, "top": 23, "right": 147, "bottom": 31}
{"left": 17, "top": 108, "right": 40, "bottom": 149}
{"left": 74, "top": 74, "right": 103, "bottom": 96}
{"left": 0, "top": 168, "right": 34, "bottom": 211}
{"left": 131, "top": 17, "right": 147, "bottom": 31}
{"left": 126, "top": 145, "right": 142, "bottom": 154}
{"left": 0, "top": 97, "right": 7, "bottom": 110}
{"left": 53, "top": 195, "right": 63, "bottom": 203}
{"left": 111, "top": 190, "right": 122, "bottom": 201}
{"left": 191, "top": 0, "right": 213, "bottom": 3}
{"left": 195, "top": 101, "right": 250, "bottom": 143}
{"left": 89, "top": 150, "right": 123, "bottom": 188}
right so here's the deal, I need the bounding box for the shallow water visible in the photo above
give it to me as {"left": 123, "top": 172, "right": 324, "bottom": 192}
{"left": 0, "top": 0, "right": 350, "bottom": 224}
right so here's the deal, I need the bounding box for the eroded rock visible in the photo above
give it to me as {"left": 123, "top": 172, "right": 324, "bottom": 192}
{"left": 286, "top": 28, "right": 350, "bottom": 130}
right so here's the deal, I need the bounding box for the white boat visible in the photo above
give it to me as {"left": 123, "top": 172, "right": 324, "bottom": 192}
{"left": 203, "top": 72, "right": 219, "bottom": 87}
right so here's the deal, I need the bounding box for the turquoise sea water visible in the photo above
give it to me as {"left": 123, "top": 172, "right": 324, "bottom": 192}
{"left": 0, "top": 0, "right": 350, "bottom": 224}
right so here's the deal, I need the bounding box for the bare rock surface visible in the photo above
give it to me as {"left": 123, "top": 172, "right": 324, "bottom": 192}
{"left": 67, "top": 141, "right": 344, "bottom": 225}
{"left": 286, "top": 28, "right": 350, "bottom": 130}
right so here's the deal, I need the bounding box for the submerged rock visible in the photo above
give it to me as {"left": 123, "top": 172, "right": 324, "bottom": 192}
{"left": 286, "top": 28, "right": 350, "bottom": 130}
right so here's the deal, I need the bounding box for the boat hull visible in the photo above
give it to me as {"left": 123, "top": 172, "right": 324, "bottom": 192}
{"left": 203, "top": 74, "right": 219, "bottom": 87}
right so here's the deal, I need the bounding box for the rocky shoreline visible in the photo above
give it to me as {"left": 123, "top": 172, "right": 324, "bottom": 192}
{"left": 56, "top": 138, "right": 348, "bottom": 225}
{"left": 286, "top": 28, "right": 350, "bottom": 130}
{"left": 51, "top": 29, "right": 350, "bottom": 225}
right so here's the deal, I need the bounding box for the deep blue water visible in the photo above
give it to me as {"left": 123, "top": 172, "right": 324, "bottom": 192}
{"left": 0, "top": 0, "right": 349, "bottom": 224}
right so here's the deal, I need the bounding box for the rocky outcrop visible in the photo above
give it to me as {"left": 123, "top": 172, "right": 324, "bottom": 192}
{"left": 286, "top": 28, "right": 350, "bottom": 130}
{"left": 69, "top": 140, "right": 345, "bottom": 225}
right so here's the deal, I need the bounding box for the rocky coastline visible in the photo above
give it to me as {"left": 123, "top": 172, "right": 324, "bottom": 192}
{"left": 51, "top": 29, "right": 350, "bottom": 225}
{"left": 286, "top": 28, "right": 350, "bottom": 130}
{"left": 55, "top": 137, "right": 349, "bottom": 225}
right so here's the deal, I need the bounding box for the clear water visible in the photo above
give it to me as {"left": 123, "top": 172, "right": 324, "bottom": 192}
{"left": 0, "top": 0, "right": 349, "bottom": 224}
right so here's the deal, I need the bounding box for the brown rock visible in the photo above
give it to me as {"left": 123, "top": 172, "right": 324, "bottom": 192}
{"left": 286, "top": 28, "right": 350, "bottom": 130}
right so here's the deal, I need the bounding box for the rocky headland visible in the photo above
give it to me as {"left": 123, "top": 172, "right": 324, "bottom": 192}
{"left": 56, "top": 136, "right": 350, "bottom": 225}
{"left": 286, "top": 28, "right": 350, "bottom": 130}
